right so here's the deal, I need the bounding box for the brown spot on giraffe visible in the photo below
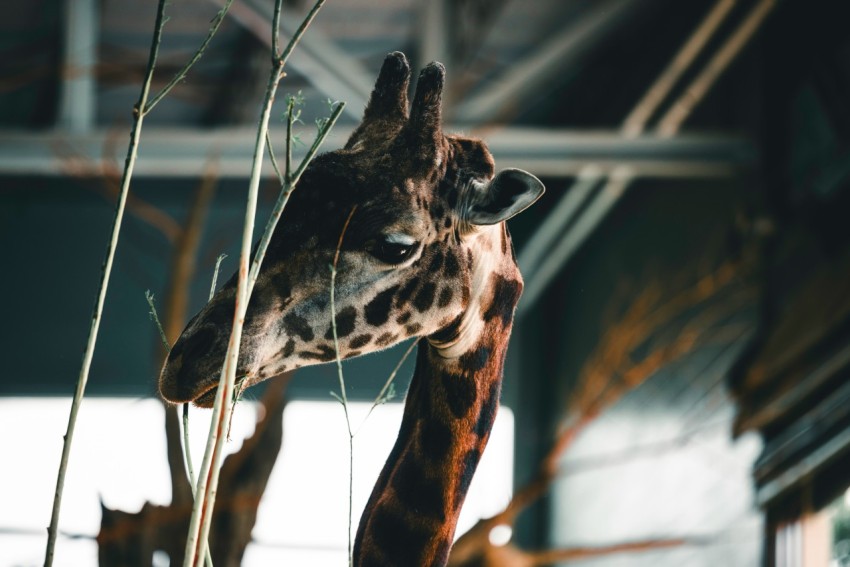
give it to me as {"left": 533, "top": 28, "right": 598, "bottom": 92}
{"left": 437, "top": 286, "right": 454, "bottom": 308}
{"left": 323, "top": 305, "right": 358, "bottom": 340}
{"left": 299, "top": 344, "right": 336, "bottom": 362}
{"left": 158, "top": 51, "right": 544, "bottom": 566}
{"left": 348, "top": 334, "right": 372, "bottom": 349}
{"left": 482, "top": 274, "right": 523, "bottom": 327}
{"left": 364, "top": 285, "right": 399, "bottom": 327}
{"left": 375, "top": 332, "right": 399, "bottom": 347}
{"left": 405, "top": 323, "right": 423, "bottom": 335}
{"left": 396, "top": 278, "right": 419, "bottom": 306}
{"left": 413, "top": 282, "right": 437, "bottom": 312}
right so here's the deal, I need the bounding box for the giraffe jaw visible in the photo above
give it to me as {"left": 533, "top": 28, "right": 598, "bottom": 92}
{"left": 160, "top": 360, "right": 256, "bottom": 408}
{"left": 189, "top": 373, "right": 254, "bottom": 408}
{"left": 158, "top": 328, "right": 261, "bottom": 407}
{"left": 165, "top": 337, "right": 290, "bottom": 408}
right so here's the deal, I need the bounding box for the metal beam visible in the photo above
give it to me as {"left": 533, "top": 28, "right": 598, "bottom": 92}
{"left": 451, "top": 0, "right": 639, "bottom": 124}
{"left": 57, "top": 0, "right": 98, "bottom": 134}
{"left": 622, "top": 0, "right": 738, "bottom": 137}
{"left": 215, "top": 0, "right": 371, "bottom": 120}
{"left": 519, "top": 0, "right": 739, "bottom": 311}
{"left": 0, "top": 128, "right": 753, "bottom": 179}
{"left": 656, "top": 0, "right": 777, "bottom": 137}
{"left": 517, "top": 0, "right": 776, "bottom": 315}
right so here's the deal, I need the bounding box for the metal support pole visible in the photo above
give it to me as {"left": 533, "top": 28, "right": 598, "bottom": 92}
{"left": 420, "top": 0, "right": 451, "bottom": 72}
{"left": 58, "top": 0, "right": 98, "bottom": 134}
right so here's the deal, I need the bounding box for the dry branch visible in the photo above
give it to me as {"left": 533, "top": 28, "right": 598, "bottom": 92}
{"left": 183, "top": 2, "right": 337, "bottom": 564}
{"left": 44, "top": 3, "right": 170, "bottom": 563}
{"left": 95, "top": 166, "right": 292, "bottom": 566}
{"left": 98, "top": 374, "right": 292, "bottom": 567}
{"left": 45, "top": 1, "right": 235, "bottom": 562}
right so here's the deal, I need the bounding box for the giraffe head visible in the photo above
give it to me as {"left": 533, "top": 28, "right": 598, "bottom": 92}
{"left": 159, "top": 52, "right": 544, "bottom": 407}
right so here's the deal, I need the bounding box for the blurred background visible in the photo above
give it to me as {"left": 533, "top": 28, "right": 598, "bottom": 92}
{"left": 1, "top": 0, "right": 850, "bottom": 565}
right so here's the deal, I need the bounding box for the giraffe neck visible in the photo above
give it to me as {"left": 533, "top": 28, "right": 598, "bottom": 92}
{"left": 353, "top": 236, "right": 521, "bottom": 566}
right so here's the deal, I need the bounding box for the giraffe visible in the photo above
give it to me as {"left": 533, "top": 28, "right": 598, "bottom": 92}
{"left": 159, "top": 51, "right": 544, "bottom": 566}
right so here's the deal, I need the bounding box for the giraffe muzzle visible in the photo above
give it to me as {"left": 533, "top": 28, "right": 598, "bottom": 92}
{"left": 158, "top": 322, "right": 256, "bottom": 407}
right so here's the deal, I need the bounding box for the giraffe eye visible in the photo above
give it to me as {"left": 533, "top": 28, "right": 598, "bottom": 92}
{"left": 367, "top": 235, "right": 418, "bottom": 265}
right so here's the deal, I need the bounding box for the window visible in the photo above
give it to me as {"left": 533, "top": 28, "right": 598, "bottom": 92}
{"left": 773, "top": 488, "right": 850, "bottom": 567}
{"left": 0, "top": 397, "right": 514, "bottom": 565}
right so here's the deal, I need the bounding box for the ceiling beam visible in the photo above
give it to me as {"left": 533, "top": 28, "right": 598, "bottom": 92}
{"left": 517, "top": 0, "right": 777, "bottom": 315}
{"left": 0, "top": 128, "right": 753, "bottom": 179}
{"left": 451, "top": 0, "right": 640, "bottom": 124}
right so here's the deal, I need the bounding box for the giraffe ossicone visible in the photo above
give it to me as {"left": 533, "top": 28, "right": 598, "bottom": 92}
{"left": 159, "top": 51, "right": 543, "bottom": 566}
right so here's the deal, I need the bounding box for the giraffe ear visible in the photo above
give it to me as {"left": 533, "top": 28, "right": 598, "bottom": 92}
{"left": 465, "top": 169, "right": 545, "bottom": 225}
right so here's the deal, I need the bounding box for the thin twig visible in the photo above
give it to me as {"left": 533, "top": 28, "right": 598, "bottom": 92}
{"left": 184, "top": 1, "right": 335, "bottom": 564}
{"left": 330, "top": 206, "right": 357, "bottom": 566}
{"left": 355, "top": 339, "right": 418, "bottom": 436}
{"left": 267, "top": 131, "right": 284, "bottom": 185}
{"left": 43, "top": 2, "right": 169, "bottom": 565}
{"left": 531, "top": 537, "right": 699, "bottom": 565}
{"left": 169, "top": 173, "right": 219, "bottom": 567}
{"left": 146, "top": 291, "right": 215, "bottom": 567}
{"left": 285, "top": 96, "right": 295, "bottom": 181}
{"left": 271, "top": 0, "right": 282, "bottom": 58}
{"left": 291, "top": 102, "right": 344, "bottom": 185}
{"left": 209, "top": 254, "right": 228, "bottom": 301}
{"left": 145, "top": 0, "right": 235, "bottom": 114}
{"left": 278, "top": 0, "right": 327, "bottom": 69}
{"left": 249, "top": 100, "right": 344, "bottom": 291}
{"left": 183, "top": 61, "right": 284, "bottom": 567}
{"left": 145, "top": 291, "right": 171, "bottom": 352}
{"left": 179, "top": 404, "right": 214, "bottom": 567}
{"left": 138, "top": 170, "right": 217, "bottom": 566}
{"left": 180, "top": 251, "right": 229, "bottom": 567}
{"left": 330, "top": 207, "right": 358, "bottom": 423}
{"left": 181, "top": 403, "right": 196, "bottom": 482}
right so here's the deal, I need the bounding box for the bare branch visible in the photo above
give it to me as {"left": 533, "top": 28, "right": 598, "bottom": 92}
{"left": 531, "top": 537, "right": 703, "bottom": 564}
{"left": 44, "top": 2, "right": 169, "bottom": 563}
{"left": 330, "top": 206, "right": 358, "bottom": 565}
{"left": 145, "top": 1, "right": 236, "bottom": 114}
{"left": 183, "top": 1, "right": 337, "bottom": 564}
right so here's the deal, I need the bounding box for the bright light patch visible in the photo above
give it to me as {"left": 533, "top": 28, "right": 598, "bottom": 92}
{"left": 0, "top": 397, "right": 514, "bottom": 566}
{"left": 488, "top": 524, "right": 513, "bottom": 547}
{"left": 152, "top": 550, "right": 170, "bottom": 567}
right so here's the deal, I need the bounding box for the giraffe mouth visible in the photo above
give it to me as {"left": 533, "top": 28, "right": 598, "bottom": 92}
{"left": 193, "top": 387, "right": 219, "bottom": 408}
{"left": 187, "top": 373, "right": 253, "bottom": 409}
